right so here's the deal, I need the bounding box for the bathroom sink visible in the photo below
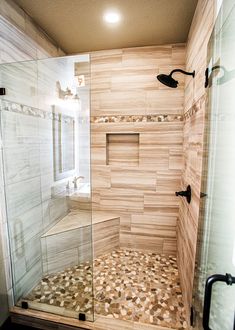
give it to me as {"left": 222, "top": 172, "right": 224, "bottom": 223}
{"left": 66, "top": 183, "right": 90, "bottom": 198}
{"left": 66, "top": 183, "right": 91, "bottom": 210}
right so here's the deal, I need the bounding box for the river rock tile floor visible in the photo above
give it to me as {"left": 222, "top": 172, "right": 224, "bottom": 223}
{"left": 25, "top": 250, "right": 187, "bottom": 329}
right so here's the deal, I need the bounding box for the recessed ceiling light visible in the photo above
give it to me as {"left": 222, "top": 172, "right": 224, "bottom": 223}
{"left": 103, "top": 11, "right": 121, "bottom": 24}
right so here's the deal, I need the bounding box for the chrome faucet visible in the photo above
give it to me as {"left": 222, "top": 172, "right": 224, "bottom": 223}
{"left": 66, "top": 180, "right": 70, "bottom": 191}
{"left": 72, "top": 176, "right": 84, "bottom": 189}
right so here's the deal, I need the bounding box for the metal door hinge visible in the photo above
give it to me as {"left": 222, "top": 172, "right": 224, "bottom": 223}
{"left": 0, "top": 88, "right": 6, "bottom": 95}
{"left": 21, "top": 301, "right": 28, "bottom": 309}
{"left": 78, "top": 313, "right": 86, "bottom": 321}
{"left": 200, "top": 192, "right": 207, "bottom": 198}
{"left": 190, "top": 306, "right": 196, "bottom": 327}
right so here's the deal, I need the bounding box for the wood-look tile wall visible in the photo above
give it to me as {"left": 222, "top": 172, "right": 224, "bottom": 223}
{"left": 91, "top": 45, "right": 186, "bottom": 254}
{"left": 177, "top": 0, "right": 217, "bottom": 319}
{"left": 0, "top": 0, "right": 64, "bottom": 63}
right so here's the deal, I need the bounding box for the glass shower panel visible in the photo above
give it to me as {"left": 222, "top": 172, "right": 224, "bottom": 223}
{"left": 0, "top": 59, "right": 41, "bottom": 304}
{"left": 192, "top": 0, "right": 235, "bottom": 329}
{"left": 0, "top": 55, "right": 93, "bottom": 321}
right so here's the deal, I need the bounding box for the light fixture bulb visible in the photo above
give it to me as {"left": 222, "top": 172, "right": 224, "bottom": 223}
{"left": 103, "top": 11, "right": 121, "bottom": 24}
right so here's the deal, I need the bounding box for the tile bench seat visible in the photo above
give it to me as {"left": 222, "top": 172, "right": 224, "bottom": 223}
{"left": 41, "top": 211, "right": 120, "bottom": 274}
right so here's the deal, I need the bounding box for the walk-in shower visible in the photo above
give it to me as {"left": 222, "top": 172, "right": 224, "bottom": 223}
{"left": 2, "top": 0, "right": 235, "bottom": 328}
{"left": 0, "top": 51, "right": 188, "bottom": 329}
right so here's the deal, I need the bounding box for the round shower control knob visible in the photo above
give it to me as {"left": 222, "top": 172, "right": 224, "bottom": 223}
{"left": 175, "top": 185, "right": 191, "bottom": 204}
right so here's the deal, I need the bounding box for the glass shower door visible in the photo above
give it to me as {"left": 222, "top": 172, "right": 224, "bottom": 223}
{"left": 0, "top": 54, "right": 93, "bottom": 321}
{"left": 192, "top": 0, "right": 235, "bottom": 329}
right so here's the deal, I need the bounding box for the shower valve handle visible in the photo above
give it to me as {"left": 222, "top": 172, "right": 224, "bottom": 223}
{"left": 175, "top": 185, "right": 191, "bottom": 204}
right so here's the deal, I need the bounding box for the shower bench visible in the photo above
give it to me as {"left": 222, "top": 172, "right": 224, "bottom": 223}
{"left": 41, "top": 210, "right": 120, "bottom": 274}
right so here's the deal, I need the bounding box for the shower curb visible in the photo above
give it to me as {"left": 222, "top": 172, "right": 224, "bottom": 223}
{"left": 10, "top": 307, "right": 179, "bottom": 330}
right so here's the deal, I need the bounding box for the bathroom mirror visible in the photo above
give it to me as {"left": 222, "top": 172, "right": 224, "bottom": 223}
{"left": 52, "top": 105, "right": 75, "bottom": 181}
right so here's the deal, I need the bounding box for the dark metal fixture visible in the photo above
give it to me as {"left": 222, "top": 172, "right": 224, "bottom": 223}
{"left": 0, "top": 88, "right": 6, "bottom": 95}
{"left": 205, "top": 65, "right": 221, "bottom": 87}
{"left": 200, "top": 192, "right": 207, "bottom": 198}
{"left": 205, "top": 65, "right": 235, "bottom": 87}
{"left": 203, "top": 273, "right": 235, "bottom": 330}
{"left": 175, "top": 185, "right": 191, "bottom": 204}
{"left": 21, "top": 301, "right": 28, "bottom": 309}
{"left": 157, "top": 69, "right": 195, "bottom": 88}
{"left": 190, "top": 306, "right": 195, "bottom": 327}
{"left": 205, "top": 67, "right": 210, "bottom": 88}
{"left": 79, "top": 313, "right": 86, "bottom": 321}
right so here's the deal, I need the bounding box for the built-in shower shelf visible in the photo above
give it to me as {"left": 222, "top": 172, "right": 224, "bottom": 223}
{"left": 106, "top": 133, "right": 139, "bottom": 166}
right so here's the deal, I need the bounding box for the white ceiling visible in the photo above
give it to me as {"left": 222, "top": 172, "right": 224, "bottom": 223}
{"left": 14, "top": 0, "right": 198, "bottom": 54}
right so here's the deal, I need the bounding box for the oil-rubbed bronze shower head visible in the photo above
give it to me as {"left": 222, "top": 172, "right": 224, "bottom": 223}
{"left": 157, "top": 73, "right": 178, "bottom": 88}
{"left": 157, "top": 69, "right": 195, "bottom": 88}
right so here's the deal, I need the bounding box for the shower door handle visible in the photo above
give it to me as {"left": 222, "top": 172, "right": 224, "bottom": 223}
{"left": 203, "top": 273, "right": 235, "bottom": 330}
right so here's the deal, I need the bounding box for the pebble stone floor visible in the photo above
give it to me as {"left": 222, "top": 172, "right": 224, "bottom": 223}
{"left": 25, "top": 250, "right": 187, "bottom": 329}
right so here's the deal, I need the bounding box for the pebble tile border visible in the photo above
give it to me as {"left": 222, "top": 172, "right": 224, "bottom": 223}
{"left": 91, "top": 115, "right": 183, "bottom": 123}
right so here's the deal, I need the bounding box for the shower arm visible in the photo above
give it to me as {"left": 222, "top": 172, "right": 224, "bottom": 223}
{"left": 169, "top": 69, "right": 195, "bottom": 78}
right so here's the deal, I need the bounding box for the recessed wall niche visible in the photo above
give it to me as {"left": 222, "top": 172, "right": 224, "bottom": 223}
{"left": 106, "top": 133, "right": 139, "bottom": 166}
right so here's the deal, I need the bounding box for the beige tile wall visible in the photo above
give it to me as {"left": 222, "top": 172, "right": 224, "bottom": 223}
{"left": 177, "top": 0, "right": 217, "bottom": 321}
{"left": 91, "top": 44, "right": 186, "bottom": 254}
{"left": 0, "top": 0, "right": 64, "bottom": 63}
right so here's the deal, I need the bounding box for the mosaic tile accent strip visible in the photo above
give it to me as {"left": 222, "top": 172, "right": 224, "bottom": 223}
{"left": 24, "top": 250, "right": 187, "bottom": 329}
{"left": 0, "top": 99, "right": 74, "bottom": 122}
{"left": 91, "top": 115, "right": 183, "bottom": 124}
{"left": 2, "top": 101, "right": 197, "bottom": 124}
{"left": 184, "top": 94, "right": 206, "bottom": 120}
